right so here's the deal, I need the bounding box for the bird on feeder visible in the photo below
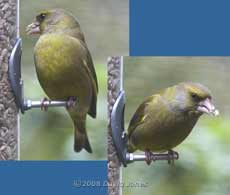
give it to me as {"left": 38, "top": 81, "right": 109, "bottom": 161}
{"left": 26, "top": 9, "right": 98, "bottom": 153}
{"left": 127, "top": 82, "right": 219, "bottom": 165}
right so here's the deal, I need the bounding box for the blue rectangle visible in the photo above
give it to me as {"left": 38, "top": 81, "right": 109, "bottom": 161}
{"left": 130, "top": 0, "right": 230, "bottom": 56}
{"left": 0, "top": 161, "right": 107, "bottom": 195}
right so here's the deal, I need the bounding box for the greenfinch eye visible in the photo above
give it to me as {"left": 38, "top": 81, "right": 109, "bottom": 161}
{"left": 37, "top": 13, "right": 46, "bottom": 22}
{"left": 191, "top": 93, "right": 201, "bottom": 101}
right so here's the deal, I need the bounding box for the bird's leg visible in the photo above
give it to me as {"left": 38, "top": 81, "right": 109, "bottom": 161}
{"left": 66, "top": 97, "right": 77, "bottom": 110}
{"left": 41, "top": 97, "right": 50, "bottom": 111}
{"left": 167, "top": 149, "right": 179, "bottom": 165}
{"left": 145, "top": 150, "right": 153, "bottom": 165}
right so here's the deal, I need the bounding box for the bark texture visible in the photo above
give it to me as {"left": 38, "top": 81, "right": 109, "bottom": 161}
{"left": 0, "top": 0, "right": 18, "bottom": 160}
{"left": 108, "top": 56, "right": 122, "bottom": 195}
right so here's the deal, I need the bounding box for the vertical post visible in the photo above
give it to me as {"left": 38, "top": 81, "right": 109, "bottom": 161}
{"left": 108, "top": 56, "right": 123, "bottom": 195}
{"left": 0, "top": 0, "right": 19, "bottom": 160}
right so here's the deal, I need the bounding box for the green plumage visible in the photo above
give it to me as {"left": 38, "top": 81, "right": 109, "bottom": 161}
{"left": 28, "top": 9, "right": 98, "bottom": 153}
{"left": 127, "top": 82, "right": 216, "bottom": 153}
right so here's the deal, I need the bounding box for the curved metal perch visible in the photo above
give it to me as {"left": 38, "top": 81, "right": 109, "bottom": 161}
{"left": 111, "top": 90, "right": 179, "bottom": 167}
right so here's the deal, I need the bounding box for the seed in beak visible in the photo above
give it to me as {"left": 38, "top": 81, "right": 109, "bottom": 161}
{"left": 211, "top": 109, "right": 219, "bottom": 116}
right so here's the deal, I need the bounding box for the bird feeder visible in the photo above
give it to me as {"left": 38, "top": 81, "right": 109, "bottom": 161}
{"left": 110, "top": 57, "right": 179, "bottom": 167}
{"left": 8, "top": 38, "right": 68, "bottom": 113}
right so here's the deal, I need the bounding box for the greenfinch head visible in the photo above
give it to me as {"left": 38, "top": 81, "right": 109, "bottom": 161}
{"left": 174, "top": 82, "right": 219, "bottom": 116}
{"left": 26, "top": 9, "right": 85, "bottom": 41}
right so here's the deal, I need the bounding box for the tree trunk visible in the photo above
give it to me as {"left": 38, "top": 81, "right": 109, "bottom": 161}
{"left": 0, "top": 0, "right": 18, "bottom": 160}
{"left": 107, "top": 56, "right": 122, "bottom": 195}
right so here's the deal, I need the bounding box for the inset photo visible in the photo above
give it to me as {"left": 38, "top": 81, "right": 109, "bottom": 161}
{"left": 108, "top": 56, "right": 230, "bottom": 195}
{"left": 19, "top": 1, "right": 128, "bottom": 160}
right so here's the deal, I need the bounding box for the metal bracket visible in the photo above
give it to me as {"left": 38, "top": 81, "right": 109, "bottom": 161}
{"left": 111, "top": 90, "right": 179, "bottom": 167}
{"left": 111, "top": 90, "right": 127, "bottom": 166}
{"left": 9, "top": 38, "right": 24, "bottom": 112}
{"left": 8, "top": 38, "right": 67, "bottom": 113}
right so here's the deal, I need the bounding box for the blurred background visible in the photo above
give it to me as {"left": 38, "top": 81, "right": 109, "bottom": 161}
{"left": 123, "top": 57, "right": 230, "bottom": 195}
{"left": 20, "top": 0, "right": 128, "bottom": 160}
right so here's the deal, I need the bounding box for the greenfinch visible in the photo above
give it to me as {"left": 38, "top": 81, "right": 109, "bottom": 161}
{"left": 26, "top": 9, "right": 98, "bottom": 153}
{"left": 127, "top": 82, "right": 219, "bottom": 164}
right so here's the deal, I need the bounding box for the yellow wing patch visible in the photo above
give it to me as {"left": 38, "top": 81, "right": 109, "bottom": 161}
{"left": 140, "top": 114, "right": 148, "bottom": 123}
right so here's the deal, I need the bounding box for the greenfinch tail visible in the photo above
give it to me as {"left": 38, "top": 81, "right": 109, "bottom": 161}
{"left": 70, "top": 113, "right": 92, "bottom": 153}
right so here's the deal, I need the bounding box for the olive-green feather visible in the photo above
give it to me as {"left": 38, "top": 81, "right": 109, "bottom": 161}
{"left": 127, "top": 82, "right": 213, "bottom": 153}
{"left": 31, "top": 9, "right": 98, "bottom": 153}
{"left": 83, "top": 44, "right": 98, "bottom": 118}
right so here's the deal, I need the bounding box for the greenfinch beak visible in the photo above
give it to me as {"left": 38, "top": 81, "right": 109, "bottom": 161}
{"left": 26, "top": 21, "right": 40, "bottom": 35}
{"left": 197, "top": 98, "right": 219, "bottom": 116}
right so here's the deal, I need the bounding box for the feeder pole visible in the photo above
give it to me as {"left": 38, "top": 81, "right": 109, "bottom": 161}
{"left": 108, "top": 56, "right": 123, "bottom": 195}
{"left": 0, "top": 0, "right": 19, "bottom": 160}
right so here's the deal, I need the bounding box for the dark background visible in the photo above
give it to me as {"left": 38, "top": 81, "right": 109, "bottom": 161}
{"left": 130, "top": 0, "right": 230, "bottom": 56}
